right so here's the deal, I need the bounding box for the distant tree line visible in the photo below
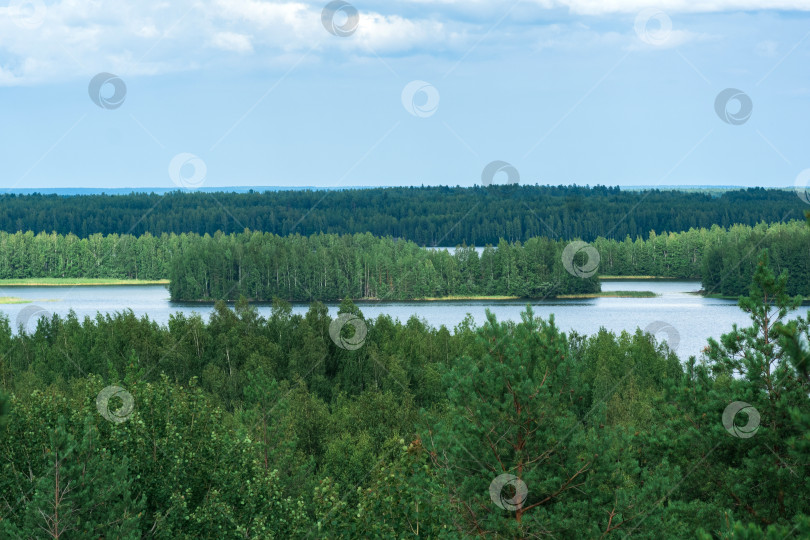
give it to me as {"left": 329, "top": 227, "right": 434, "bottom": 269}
{"left": 1, "top": 220, "right": 809, "bottom": 300}
{"left": 0, "top": 185, "right": 806, "bottom": 243}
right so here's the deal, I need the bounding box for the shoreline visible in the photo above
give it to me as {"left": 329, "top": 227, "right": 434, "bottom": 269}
{"left": 0, "top": 278, "right": 170, "bottom": 287}
{"left": 702, "top": 291, "right": 810, "bottom": 304}
{"left": 171, "top": 290, "right": 659, "bottom": 304}
{"left": 599, "top": 275, "right": 695, "bottom": 280}
{"left": 556, "top": 291, "right": 656, "bottom": 299}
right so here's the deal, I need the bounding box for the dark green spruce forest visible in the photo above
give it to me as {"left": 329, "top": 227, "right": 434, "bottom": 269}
{"left": 1, "top": 187, "right": 809, "bottom": 538}
{"left": 0, "top": 186, "right": 806, "bottom": 243}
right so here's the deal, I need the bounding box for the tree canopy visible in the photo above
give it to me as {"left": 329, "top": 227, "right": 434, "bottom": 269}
{"left": 0, "top": 186, "right": 805, "bottom": 243}
{"left": 1, "top": 250, "right": 809, "bottom": 536}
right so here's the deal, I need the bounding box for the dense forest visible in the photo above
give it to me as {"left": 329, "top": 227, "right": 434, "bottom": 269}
{"left": 1, "top": 219, "right": 808, "bottom": 301}
{"left": 1, "top": 250, "right": 809, "bottom": 537}
{"left": 164, "top": 221, "right": 809, "bottom": 301}
{"left": 700, "top": 221, "right": 810, "bottom": 296}
{"left": 591, "top": 220, "right": 810, "bottom": 296}
{"left": 167, "top": 233, "right": 600, "bottom": 301}
{"left": 166, "top": 224, "right": 810, "bottom": 302}
{"left": 0, "top": 231, "right": 188, "bottom": 281}
{"left": 0, "top": 186, "right": 806, "bottom": 243}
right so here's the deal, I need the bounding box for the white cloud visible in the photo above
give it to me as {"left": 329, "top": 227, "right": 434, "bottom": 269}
{"left": 211, "top": 31, "right": 254, "bottom": 53}
{"left": 552, "top": 0, "right": 810, "bottom": 14}
{"left": 628, "top": 29, "right": 715, "bottom": 49}
{"left": 352, "top": 13, "right": 451, "bottom": 53}
{"left": 0, "top": 0, "right": 804, "bottom": 85}
{"left": 0, "top": 0, "right": 462, "bottom": 84}
{"left": 417, "top": 0, "right": 810, "bottom": 13}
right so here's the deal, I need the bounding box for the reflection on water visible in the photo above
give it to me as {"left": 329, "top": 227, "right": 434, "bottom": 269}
{"left": 1, "top": 280, "right": 807, "bottom": 361}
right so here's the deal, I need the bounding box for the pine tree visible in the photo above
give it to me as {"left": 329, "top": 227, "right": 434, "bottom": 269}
{"left": 700, "top": 250, "right": 810, "bottom": 531}
{"left": 3, "top": 416, "right": 143, "bottom": 539}
{"left": 422, "top": 308, "right": 676, "bottom": 537}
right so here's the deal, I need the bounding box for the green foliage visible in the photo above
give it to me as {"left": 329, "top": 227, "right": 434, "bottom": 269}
{"left": 700, "top": 221, "right": 810, "bottom": 296}
{"left": 167, "top": 232, "right": 600, "bottom": 302}
{"left": 1, "top": 400, "right": 144, "bottom": 539}
{"left": 0, "top": 392, "right": 8, "bottom": 426}
{"left": 3, "top": 219, "right": 810, "bottom": 303}
{"left": 2, "top": 247, "right": 810, "bottom": 536}
{"left": 647, "top": 250, "right": 810, "bottom": 536}
{"left": 421, "top": 308, "right": 684, "bottom": 537}
{"left": 0, "top": 186, "right": 805, "bottom": 243}
{"left": 0, "top": 230, "right": 188, "bottom": 280}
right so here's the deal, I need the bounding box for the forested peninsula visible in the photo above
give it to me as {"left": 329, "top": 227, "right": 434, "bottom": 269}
{"left": 0, "top": 219, "right": 808, "bottom": 301}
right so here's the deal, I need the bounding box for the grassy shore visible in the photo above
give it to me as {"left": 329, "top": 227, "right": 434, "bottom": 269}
{"left": 415, "top": 295, "right": 520, "bottom": 301}
{"left": 180, "top": 291, "right": 659, "bottom": 303}
{"left": 0, "top": 296, "right": 32, "bottom": 304}
{"left": 599, "top": 275, "right": 690, "bottom": 280}
{"left": 382, "top": 292, "right": 657, "bottom": 301}
{"left": 0, "top": 278, "right": 169, "bottom": 286}
{"left": 556, "top": 291, "right": 657, "bottom": 299}
{"left": 702, "top": 293, "right": 738, "bottom": 300}
{"left": 702, "top": 292, "right": 810, "bottom": 303}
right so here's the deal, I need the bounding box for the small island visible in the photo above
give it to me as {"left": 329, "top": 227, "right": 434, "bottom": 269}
{"left": 0, "top": 297, "right": 31, "bottom": 304}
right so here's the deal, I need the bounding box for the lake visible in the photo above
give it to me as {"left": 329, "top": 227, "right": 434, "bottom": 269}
{"left": 2, "top": 280, "right": 808, "bottom": 361}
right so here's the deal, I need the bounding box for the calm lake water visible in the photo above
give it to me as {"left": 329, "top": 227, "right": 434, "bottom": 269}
{"left": 2, "top": 281, "right": 808, "bottom": 361}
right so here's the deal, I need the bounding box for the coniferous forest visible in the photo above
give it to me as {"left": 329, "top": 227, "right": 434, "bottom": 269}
{"left": 0, "top": 189, "right": 809, "bottom": 538}
{"left": 0, "top": 186, "right": 805, "bottom": 243}
{"left": 0, "top": 214, "right": 808, "bottom": 300}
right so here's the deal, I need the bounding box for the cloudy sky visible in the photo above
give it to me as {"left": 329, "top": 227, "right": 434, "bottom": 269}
{"left": 0, "top": 0, "right": 808, "bottom": 189}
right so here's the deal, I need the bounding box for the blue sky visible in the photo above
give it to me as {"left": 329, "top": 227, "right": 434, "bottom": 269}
{"left": 0, "top": 1, "right": 808, "bottom": 189}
